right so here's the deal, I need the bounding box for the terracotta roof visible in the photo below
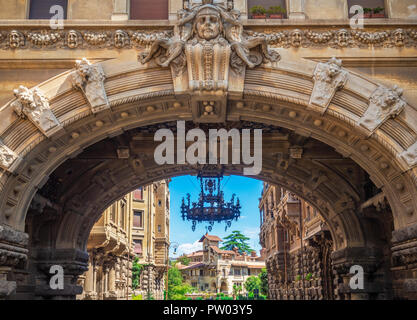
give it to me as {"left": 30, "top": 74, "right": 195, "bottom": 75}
{"left": 209, "top": 245, "right": 236, "bottom": 255}
{"left": 199, "top": 233, "right": 222, "bottom": 242}
{"left": 186, "top": 250, "right": 203, "bottom": 257}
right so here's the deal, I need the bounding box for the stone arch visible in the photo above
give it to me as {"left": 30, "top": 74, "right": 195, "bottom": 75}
{"left": 0, "top": 56, "right": 416, "bottom": 299}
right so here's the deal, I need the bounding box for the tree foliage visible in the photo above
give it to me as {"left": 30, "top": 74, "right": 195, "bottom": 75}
{"left": 220, "top": 230, "right": 254, "bottom": 254}
{"left": 132, "top": 257, "right": 144, "bottom": 290}
{"left": 259, "top": 268, "right": 269, "bottom": 296}
{"left": 177, "top": 255, "right": 191, "bottom": 266}
{"left": 244, "top": 276, "right": 261, "bottom": 293}
{"left": 167, "top": 265, "right": 194, "bottom": 300}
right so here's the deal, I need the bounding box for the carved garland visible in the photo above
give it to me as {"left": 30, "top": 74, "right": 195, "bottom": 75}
{"left": 1, "top": 28, "right": 417, "bottom": 50}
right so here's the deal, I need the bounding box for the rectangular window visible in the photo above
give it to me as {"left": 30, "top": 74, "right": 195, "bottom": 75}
{"left": 248, "top": 0, "right": 287, "bottom": 18}
{"left": 234, "top": 268, "right": 241, "bottom": 276}
{"left": 133, "top": 239, "right": 142, "bottom": 255}
{"left": 347, "top": 0, "right": 386, "bottom": 18}
{"left": 29, "top": 0, "right": 68, "bottom": 19}
{"left": 133, "top": 210, "right": 143, "bottom": 228}
{"left": 130, "top": 0, "right": 168, "bottom": 20}
{"left": 158, "top": 225, "right": 161, "bottom": 232}
{"left": 133, "top": 187, "right": 143, "bottom": 201}
{"left": 200, "top": 269, "right": 204, "bottom": 276}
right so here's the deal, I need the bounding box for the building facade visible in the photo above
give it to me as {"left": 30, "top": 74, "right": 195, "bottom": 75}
{"left": 1, "top": 0, "right": 417, "bottom": 300}
{"left": 76, "top": 180, "right": 170, "bottom": 300}
{"left": 178, "top": 234, "right": 265, "bottom": 296}
{"left": 259, "top": 183, "right": 334, "bottom": 300}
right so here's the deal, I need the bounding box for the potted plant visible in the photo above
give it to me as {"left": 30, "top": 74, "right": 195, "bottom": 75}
{"left": 372, "top": 7, "right": 385, "bottom": 18}
{"left": 250, "top": 5, "right": 267, "bottom": 19}
{"left": 363, "top": 8, "right": 372, "bottom": 18}
{"left": 267, "top": 6, "right": 286, "bottom": 19}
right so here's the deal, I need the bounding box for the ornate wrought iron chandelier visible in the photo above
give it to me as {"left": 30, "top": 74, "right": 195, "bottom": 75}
{"left": 181, "top": 170, "right": 241, "bottom": 232}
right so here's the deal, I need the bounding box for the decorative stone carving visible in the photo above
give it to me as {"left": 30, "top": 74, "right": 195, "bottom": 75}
{"left": 139, "top": 0, "right": 280, "bottom": 85}
{"left": 137, "top": 0, "right": 279, "bottom": 122}
{"left": 0, "top": 28, "right": 417, "bottom": 50}
{"left": 67, "top": 30, "right": 81, "bottom": 49}
{"left": 351, "top": 30, "right": 389, "bottom": 45}
{"left": 82, "top": 31, "right": 109, "bottom": 46}
{"left": 71, "top": 58, "right": 110, "bottom": 114}
{"left": 114, "top": 30, "right": 129, "bottom": 48}
{"left": 392, "top": 28, "right": 406, "bottom": 47}
{"left": 401, "top": 141, "right": 417, "bottom": 167}
{"left": 0, "top": 141, "right": 18, "bottom": 171}
{"left": 358, "top": 85, "right": 406, "bottom": 134}
{"left": 305, "top": 30, "right": 333, "bottom": 44}
{"left": 12, "top": 86, "right": 61, "bottom": 137}
{"left": 8, "top": 30, "right": 24, "bottom": 49}
{"left": 27, "top": 31, "right": 61, "bottom": 47}
{"left": 309, "top": 57, "right": 348, "bottom": 114}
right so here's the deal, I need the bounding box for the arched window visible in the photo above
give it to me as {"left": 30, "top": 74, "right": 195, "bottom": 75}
{"left": 130, "top": 0, "right": 168, "bottom": 20}
{"left": 29, "top": 0, "right": 68, "bottom": 19}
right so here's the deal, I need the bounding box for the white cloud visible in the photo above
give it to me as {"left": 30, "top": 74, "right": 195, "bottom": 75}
{"left": 172, "top": 240, "right": 202, "bottom": 257}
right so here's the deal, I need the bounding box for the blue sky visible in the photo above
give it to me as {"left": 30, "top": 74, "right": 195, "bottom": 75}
{"left": 168, "top": 175, "right": 264, "bottom": 258}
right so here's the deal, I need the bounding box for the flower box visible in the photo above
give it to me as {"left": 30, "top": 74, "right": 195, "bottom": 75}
{"left": 269, "top": 14, "right": 284, "bottom": 19}
{"left": 371, "top": 13, "right": 385, "bottom": 18}
{"left": 252, "top": 14, "right": 267, "bottom": 19}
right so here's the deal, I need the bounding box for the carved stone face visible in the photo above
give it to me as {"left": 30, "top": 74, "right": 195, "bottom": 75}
{"left": 327, "top": 63, "right": 340, "bottom": 78}
{"left": 384, "top": 91, "right": 399, "bottom": 108}
{"left": 67, "top": 30, "right": 79, "bottom": 49}
{"left": 290, "top": 30, "right": 302, "bottom": 47}
{"left": 337, "top": 29, "right": 349, "bottom": 47}
{"left": 393, "top": 29, "right": 405, "bottom": 47}
{"left": 9, "top": 31, "right": 22, "bottom": 49}
{"left": 114, "top": 30, "right": 127, "bottom": 48}
{"left": 195, "top": 12, "right": 221, "bottom": 40}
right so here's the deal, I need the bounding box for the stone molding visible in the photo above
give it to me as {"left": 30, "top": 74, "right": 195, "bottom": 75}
{"left": 11, "top": 86, "right": 62, "bottom": 138}
{"left": 1, "top": 28, "right": 417, "bottom": 50}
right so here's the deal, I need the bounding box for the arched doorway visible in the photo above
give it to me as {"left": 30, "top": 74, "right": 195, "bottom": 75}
{"left": 1, "top": 2, "right": 417, "bottom": 300}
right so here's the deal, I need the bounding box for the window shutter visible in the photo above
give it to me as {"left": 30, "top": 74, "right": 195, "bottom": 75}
{"left": 130, "top": 0, "right": 168, "bottom": 20}
{"left": 29, "top": 0, "right": 68, "bottom": 19}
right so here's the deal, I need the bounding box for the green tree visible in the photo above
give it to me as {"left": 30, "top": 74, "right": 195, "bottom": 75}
{"left": 244, "top": 276, "right": 261, "bottom": 293}
{"left": 177, "top": 255, "right": 191, "bottom": 266}
{"left": 220, "top": 231, "right": 254, "bottom": 254}
{"left": 132, "top": 257, "right": 144, "bottom": 290}
{"left": 167, "top": 265, "right": 194, "bottom": 300}
{"left": 259, "top": 268, "right": 269, "bottom": 296}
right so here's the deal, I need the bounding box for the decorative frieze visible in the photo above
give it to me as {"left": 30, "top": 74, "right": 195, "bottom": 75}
{"left": 0, "top": 141, "right": 18, "bottom": 171}
{"left": 309, "top": 57, "right": 348, "bottom": 114}
{"left": 12, "top": 86, "right": 62, "bottom": 137}
{"left": 71, "top": 58, "right": 110, "bottom": 114}
{"left": 1, "top": 28, "right": 417, "bottom": 50}
{"left": 358, "top": 85, "right": 406, "bottom": 134}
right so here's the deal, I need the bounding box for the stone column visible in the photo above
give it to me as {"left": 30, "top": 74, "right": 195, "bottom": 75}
{"left": 331, "top": 247, "right": 384, "bottom": 300}
{"left": 391, "top": 223, "right": 417, "bottom": 300}
{"left": 0, "top": 224, "right": 28, "bottom": 300}
{"left": 112, "top": 0, "right": 129, "bottom": 21}
{"left": 83, "top": 253, "right": 96, "bottom": 299}
{"left": 34, "top": 248, "right": 88, "bottom": 300}
{"left": 286, "top": 0, "right": 306, "bottom": 20}
{"left": 108, "top": 258, "right": 117, "bottom": 299}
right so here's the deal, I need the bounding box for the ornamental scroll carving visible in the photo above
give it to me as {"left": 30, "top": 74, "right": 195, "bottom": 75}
{"left": 0, "top": 141, "right": 18, "bottom": 171}
{"left": 309, "top": 57, "right": 348, "bottom": 114}
{"left": 11, "top": 85, "right": 61, "bottom": 137}
{"left": 71, "top": 58, "right": 110, "bottom": 114}
{"left": 358, "top": 85, "right": 406, "bottom": 134}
